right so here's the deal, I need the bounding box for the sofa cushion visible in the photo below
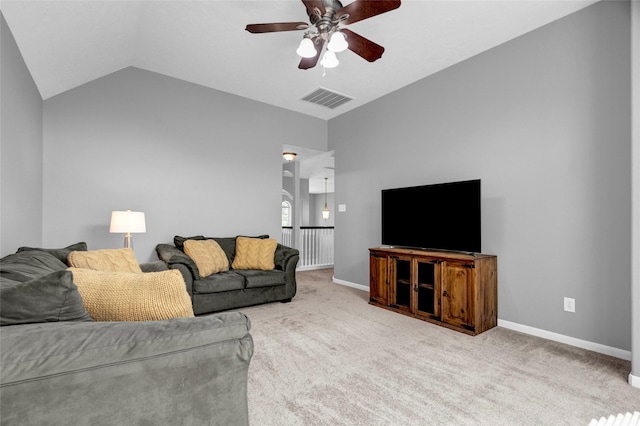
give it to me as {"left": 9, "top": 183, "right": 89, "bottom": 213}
{"left": 231, "top": 237, "right": 277, "bottom": 270}
{"left": 174, "top": 235, "right": 205, "bottom": 251}
{"left": 68, "top": 268, "right": 194, "bottom": 321}
{"left": 208, "top": 237, "right": 237, "bottom": 265}
{"left": 235, "top": 269, "right": 286, "bottom": 289}
{"left": 174, "top": 235, "right": 268, "bottom": 262}
{"left": 193, "top": 271, "right": 245, "bottom": 294}
{"left": 0, "top": 251, "right": 67, "bottom": 282}
{"left": 0, "top": 270, "right": 93, "bottom": 326}
{"left": 183, "top": 239, "right": 229, "bottom": 277}
{"left": 68, "top": 248, "right": 142, "bottom": 273}
{"left": 16, "top": 242, "right": 88, "bottom": 266}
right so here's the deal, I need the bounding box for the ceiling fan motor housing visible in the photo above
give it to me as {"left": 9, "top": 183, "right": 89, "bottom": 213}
{"left": 310, "top": 1, "right": 346, "bottom": 40}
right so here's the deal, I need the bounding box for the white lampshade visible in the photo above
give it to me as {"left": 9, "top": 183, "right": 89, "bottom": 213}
{"left": 109, "top": 210, "right": 146, "bottom": 233}
{"left": 327, "top": 31, "right": 348, "bottom": 53}
{"left": 296, "top": 38, "right": 317, "bottom": 58}
{"left": 320, "top": 50, "right": 339, "bottom": 68}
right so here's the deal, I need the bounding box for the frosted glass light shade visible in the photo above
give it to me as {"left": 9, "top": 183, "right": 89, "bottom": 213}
{"left": 322, "top": 206, "right": 330, "bottom": 220}
{"left": 296, "top": 38, "right": 317, "bottom": 58}
{"left": 320, "top": 51, "right": 339, "bottom": 68}
{"left": 109, "top": 210, "right": 146, "bottom": 233}
{"left": 327, "top": 31, "right": 348, "bottom": 52}
{"left": 283, "top": 152, "right": 297, "bottom": 162}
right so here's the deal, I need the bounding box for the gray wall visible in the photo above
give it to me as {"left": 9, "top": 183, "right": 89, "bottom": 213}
{"left": 300, "top": 179, "right": 310, "bottom": 226}
{"left": 42, "top": 67, "right": 327, "bottom": 262}
{"left": 330, "top": 1, "right": 631, "bottom": 350}
{"left": 631, "top": 0, "right": 640, "bottom": 383}
{"left": 0, "top": 13, "right": 44, "bottom": 256}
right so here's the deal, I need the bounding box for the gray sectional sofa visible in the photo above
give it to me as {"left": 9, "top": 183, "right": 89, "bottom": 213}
{"left": 0, "top": 247, "right": 254, "bottom": 425}
{"left": 156, "top": 235, "right": 299, "bottom": 315}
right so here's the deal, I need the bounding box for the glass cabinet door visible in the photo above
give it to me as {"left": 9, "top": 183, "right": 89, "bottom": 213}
{"left": 414, "top": 259, "right": 440, "bottom": 317}
{"left": 390, "top": 256, "right": 411, "bottom": 310}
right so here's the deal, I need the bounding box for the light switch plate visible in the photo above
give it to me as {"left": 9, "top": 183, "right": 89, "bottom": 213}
{"left": 338, "top": 204, "right": 347, "bottom": 212}
{"left": 564, "top": 297, "right": 575, "bottom": 313}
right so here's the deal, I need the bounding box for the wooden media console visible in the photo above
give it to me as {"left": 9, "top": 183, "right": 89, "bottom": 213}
{"left": 369, "top": 247, "right": 497, "bottom": 335}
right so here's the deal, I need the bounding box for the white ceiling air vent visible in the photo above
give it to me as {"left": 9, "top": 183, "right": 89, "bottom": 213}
{"left": 301, "top": 87, "right": 353, "bottom": 109}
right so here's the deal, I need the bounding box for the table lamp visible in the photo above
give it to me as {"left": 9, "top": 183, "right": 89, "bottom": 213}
{"left": 109, "top": 209, "right": 146, "bottom": 249}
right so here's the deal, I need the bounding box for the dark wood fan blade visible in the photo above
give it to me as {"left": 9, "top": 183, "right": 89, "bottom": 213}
{"left": 301, "top": 0, "right": 325, "bottom": 18}
{"left": 298, "top": 39, "right": 324, "bottom": 70}
{"left": 339, "top": 0, "right": 401, "bottom": 25}
{"left": 341, "top": 28, "right": 384, "bottom": 62}
{"left": 245, "top": 22, "right": 309, "bottom": 33}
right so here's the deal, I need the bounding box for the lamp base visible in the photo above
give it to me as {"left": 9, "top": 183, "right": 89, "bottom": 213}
{"left": 124, "top": 233, "right": 133, "bottom": 249}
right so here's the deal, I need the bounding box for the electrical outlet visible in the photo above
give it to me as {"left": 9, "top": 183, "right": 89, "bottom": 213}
{"left": 564, "top": 297, "right": 575, "bottom": 313}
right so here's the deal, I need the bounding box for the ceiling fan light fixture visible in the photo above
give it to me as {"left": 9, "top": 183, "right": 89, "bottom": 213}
{"left": 320, "top": 50, "right": 339, "bottom": 69}
{"left": 327, "top": 31, "right": 348, "bottom": 53}
{"left": 246, "top": 0, "right": 401, "bottom": 71}
{"left": 296, "top": 37, "right": 317, "bottom": 58}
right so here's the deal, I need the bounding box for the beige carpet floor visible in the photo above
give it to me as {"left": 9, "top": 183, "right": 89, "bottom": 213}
{"left": 241, "top": 268, "right": 639, "bottom": 425}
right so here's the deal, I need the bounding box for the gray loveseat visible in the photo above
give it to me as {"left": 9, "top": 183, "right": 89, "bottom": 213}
{"left": 156, "top": 235, "right": 299, "bottom": 315}
{"left": 0, "top": 246, "right": 253, "bottom": 425}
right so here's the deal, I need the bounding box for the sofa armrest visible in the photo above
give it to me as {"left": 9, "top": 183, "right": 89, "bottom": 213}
{"left": 275, "top": 244, "right": 299, "bottom": 300}
{"left": 156, "top": 243, "right": 185, "bottom": 264}
{"left": 155, "top": 244, "right": 199, "bottom": 294}
{"left": 140, "top": 261, "right": 168, "bottom": 273}
{"left": 274, "top": 244, "right": 299, "bottom": 271}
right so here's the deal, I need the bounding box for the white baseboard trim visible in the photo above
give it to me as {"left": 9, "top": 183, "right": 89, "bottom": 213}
{"left": 498, "top": 319, "right": 631, "bottom": 361}
{"left": 297, "top": 265, "right": 334, "bottom": 272}
{"left": 629, "top": 373, "right": 640, "bottom": 388}
{"left": 333, "top": 277, "right": 369, "bottom": 292}
{"left": 328, "top": 279, "right": 632, "bottom": 362}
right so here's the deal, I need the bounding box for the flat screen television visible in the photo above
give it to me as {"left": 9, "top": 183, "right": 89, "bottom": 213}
{"left": 381, "top": 179, "right": 481, "bottom": 253}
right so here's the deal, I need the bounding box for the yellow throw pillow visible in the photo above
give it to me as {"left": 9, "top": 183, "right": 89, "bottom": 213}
{"left": 68, "top": 268, "right": 194, "bottom": 321}
{"left": 183, "top": 239, "right": 229, "bottom": 277}
{"left": 68, "top": 248, "right": 142, "bottom": 273}
{"left": 232, "top": 237, "right": 277, "bottom": 270}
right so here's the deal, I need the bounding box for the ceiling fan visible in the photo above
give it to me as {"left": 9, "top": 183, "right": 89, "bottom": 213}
{"left": 245, "top": 0, "right": 401, "bottom": 70}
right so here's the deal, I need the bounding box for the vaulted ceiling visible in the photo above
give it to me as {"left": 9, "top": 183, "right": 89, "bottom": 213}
{"left": 2, "top": 0, "right": 597, "bottom": 120}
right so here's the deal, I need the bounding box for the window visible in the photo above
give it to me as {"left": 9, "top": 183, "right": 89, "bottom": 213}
{"left": 282, "top": 201, "right": 292, "bottom": 226}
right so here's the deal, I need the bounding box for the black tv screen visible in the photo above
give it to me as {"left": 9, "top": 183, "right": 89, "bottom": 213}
{"left": 381, "top": 179, "right": 481, "bottom": 253}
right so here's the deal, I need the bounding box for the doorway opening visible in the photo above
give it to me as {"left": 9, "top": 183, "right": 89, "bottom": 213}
{"left": 282, "top": 145, "right": 334, "bottom": 269}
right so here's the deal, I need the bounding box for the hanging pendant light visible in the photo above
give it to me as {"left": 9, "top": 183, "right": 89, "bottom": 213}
{"left": 322, "top": 177, "right": 330, "bottom": 220}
